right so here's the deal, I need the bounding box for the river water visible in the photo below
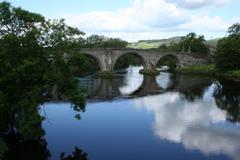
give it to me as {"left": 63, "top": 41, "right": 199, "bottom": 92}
{"left": 41, "top": 67, "right": 240, "bottom": 160}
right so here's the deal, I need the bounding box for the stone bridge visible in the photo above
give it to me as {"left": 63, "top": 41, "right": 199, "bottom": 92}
{"left": 81, "top": 48, "right": 211, "bottom": 74}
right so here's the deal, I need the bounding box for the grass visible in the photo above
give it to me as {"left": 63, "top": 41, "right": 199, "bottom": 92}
{"left": 177, "top": 64, "right": 240, "bottom": 81}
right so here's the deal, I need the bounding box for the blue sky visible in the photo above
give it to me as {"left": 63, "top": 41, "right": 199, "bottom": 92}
{"left": 5, "top": 0, "right": 130, "bottom": 16}
{"left": 4, "top": 0, "right": 240, "bottom": 41}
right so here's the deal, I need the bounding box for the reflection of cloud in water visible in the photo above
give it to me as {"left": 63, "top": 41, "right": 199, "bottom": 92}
{"left": 183, "top": 126, "right": 240, "bottom": 160}
{"left": 119, "top": 66, "right": 143, "bottom": 95}
{"left": 133, "top": 85, "right": 240, "bottom": 159}
{"left": 156, "top": 72, "right": 171, "bottom": 90}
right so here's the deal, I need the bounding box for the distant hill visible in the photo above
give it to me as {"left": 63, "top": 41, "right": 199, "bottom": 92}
{"left": 128, "top": 37, "right": 221, "bottom": 49}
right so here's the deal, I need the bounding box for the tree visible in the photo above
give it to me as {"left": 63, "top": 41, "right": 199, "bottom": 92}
{"left": 178, "top": 32, "right": 209, "bottom": 53}
{"left": 160, "top": 33, "right": 209, "bottom": 53}
{"left": 102, "top": 38, "right": 128, "bottom": 48}
{"left": 228, "top": 22, "right": 240, "bottom": 36}
{"left": 216, "top": 22, "right": 240, "bottom": 70}
{"left": 84, "top": 34, "right": 128, "bottom": 48}
{"left": 0, "top": 2, "right": 86, "bottom": 156}
{"left": 84, "top": 35, "right": 106, "bottom": 47}
{"left": 0, "top": 1, "right": 48, "bottom": 140}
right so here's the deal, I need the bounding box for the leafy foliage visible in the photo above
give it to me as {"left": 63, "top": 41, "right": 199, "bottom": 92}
{"left": 157, "top": 33, "right": 209, "bottom": 54}
{"left": 84, "top": 34, "right": 128, "bottom": 48}
{"left": 0, "top": 1, "right": 87, "bottom": 156}
{"left": 175, "top": 32, "right": 209, "bottom": 53}
{"left": 216, "top": 22, "right": 240, "bottom": 70}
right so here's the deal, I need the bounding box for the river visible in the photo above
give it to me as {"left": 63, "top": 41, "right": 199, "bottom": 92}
{"left": 40, "top": 66, "right": 240, "bottom": 160}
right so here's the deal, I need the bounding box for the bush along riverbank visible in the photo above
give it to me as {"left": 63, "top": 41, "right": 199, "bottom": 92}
{"left": 177, "top": 64, "right": 240, "bottom": 82}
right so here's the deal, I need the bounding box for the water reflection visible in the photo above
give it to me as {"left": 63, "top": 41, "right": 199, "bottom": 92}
{"left": 2, "top": 67, "right": 240, "bottom": 160}
{"left": 60, "top": 147, "right": 88, "bottom": 160}
{"left": 76, "top": 67, "right": 240, "bottom": 159}
{"left": 133, "top": 83, "right": 240, "bottom": 160}
{"left": 3, "top": 138, "right": 51, "bottom": 160}
{"left": 80, "top": 68, "right": 213, "bottom": 101}
{"left": 118, "top": 67, "right": 144, "bottom": 95}
{"left": 213, "top": 80, "right": 240, "bottom": 122}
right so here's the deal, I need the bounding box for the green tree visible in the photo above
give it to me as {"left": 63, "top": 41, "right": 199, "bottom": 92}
{"left": 0, "top": 2, "right": 86, "bottom": 156}
{"left": 102, "top": 38, "right": 128, "bottom": 48}
{"left": 178, "top": 32, "right": 209, "bottom": 53}
{"left": 0, "top": 1, "right": 48, "bottom": 140}
{"left": 216, "top": 22, "right": 240, "bottom": 70}
{"left": 84, "top": 34, "right": 128, "bottom": 48}
{"left": 84, "top": 34, "right": 106, "bottom": 47}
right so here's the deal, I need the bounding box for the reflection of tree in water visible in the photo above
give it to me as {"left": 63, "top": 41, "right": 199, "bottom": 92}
{"left": 0, "top": 84, "right": 86, "bottom": 159}
{"left": 180, "top": 86, "right": 206, "bottom": 101}
{"left": 178, "top": 75, "right": 212, "bottom": 102}
{"left": 213, "top": 80, "right": 240, "bottom": 123}
{"left": 3, "top": 138, "right": 50, "bottom": 160}
{"left": 0, "top": 87, "right": 49, "bottom": 160}
{"left": 0, "top": 90, "right": 87, "bottom": 160}
{"left": 60, "top": 147, "right": 88, "bottom": 160}
{"left": 0, "top": 93, "right": 88, "bottom": 160}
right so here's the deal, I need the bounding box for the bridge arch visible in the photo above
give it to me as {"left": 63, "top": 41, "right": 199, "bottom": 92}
{"left": 112, "top": 51, "right": 148, "bottom": 70}
{"left": 156, "top": 54, "right": 181, "bottom": 69}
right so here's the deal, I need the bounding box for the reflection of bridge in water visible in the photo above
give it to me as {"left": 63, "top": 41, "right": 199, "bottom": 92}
{"left": 83, "top": 72, "right": 213, "bottom": 101}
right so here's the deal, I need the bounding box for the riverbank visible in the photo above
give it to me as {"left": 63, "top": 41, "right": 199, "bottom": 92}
{"left": 177, "top": 64, "right": 240, "bottom": 82}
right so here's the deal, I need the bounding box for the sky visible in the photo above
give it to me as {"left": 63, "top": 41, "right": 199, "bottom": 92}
{"left": 4, "top": 0, "right": 240, "bottom": 42}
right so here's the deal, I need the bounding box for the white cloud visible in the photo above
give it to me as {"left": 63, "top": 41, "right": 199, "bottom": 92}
{"left": 180, "top": 15, "right": 230, "bottom": 32}
{"left": 183, "top": 127, "right": 240, "bottom": 160}
{"left": 62, "top": 0, "right": 188, "bottom": 32}
{"left": 59, "top": 0, "right": 234, "bottom": 41}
